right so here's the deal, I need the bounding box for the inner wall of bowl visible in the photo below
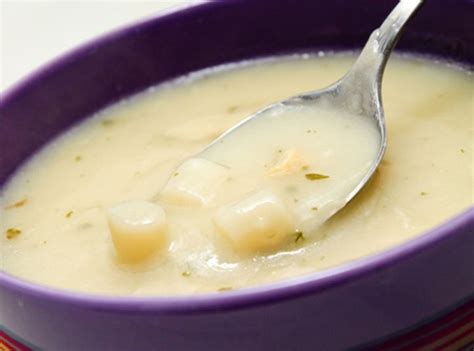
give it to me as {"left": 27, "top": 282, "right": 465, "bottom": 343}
{"left": 0, "top": 0, "right": 473, "bottom": 188}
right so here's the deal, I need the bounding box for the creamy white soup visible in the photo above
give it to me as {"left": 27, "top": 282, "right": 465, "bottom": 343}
{"left": 0, "top": 54, "right": 472, "bottom": 295}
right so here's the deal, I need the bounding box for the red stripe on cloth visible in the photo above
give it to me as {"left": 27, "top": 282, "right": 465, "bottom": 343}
{"left": 435, "top": 326, "right": 474, "bottom": 350}
{"left": 372, "top": 299, "right": 474, "bottom": 350}
{"left": 406, "top": 311, "right": 474, "bottom": 349}
{"left": 0, "top": 331, "right": 31, "bottom": 351}
{"left": 417, "top": 321, "right": 474, "bottom": 351}
{"left": 0, "top": 335, "right": 19, "bottom": 351}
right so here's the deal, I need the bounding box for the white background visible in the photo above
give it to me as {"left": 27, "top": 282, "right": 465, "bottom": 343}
{"left": 0, "top": 0, "right": 190, "bottom": 93}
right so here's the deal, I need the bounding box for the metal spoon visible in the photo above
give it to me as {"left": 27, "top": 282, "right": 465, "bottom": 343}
{"left": 198, "top": 0, "right": 423, "bottom": 213}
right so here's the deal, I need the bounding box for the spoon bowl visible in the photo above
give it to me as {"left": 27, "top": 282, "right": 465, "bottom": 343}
{"left": 198, "top": 0, "right": 423, "bottom": 223}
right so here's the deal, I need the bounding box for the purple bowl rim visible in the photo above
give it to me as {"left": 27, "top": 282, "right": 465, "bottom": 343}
{"left": 1, "top": 2, "right": 473, "bottom": 314}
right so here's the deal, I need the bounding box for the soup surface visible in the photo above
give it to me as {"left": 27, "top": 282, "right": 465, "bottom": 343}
{"left": 0, "top": 54, "right": 472, "bottom": 295}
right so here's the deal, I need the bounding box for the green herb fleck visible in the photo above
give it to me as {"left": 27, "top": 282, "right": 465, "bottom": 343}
{"left": 173, "top": 172, "right": 179, "bottom": 177}
{"left": 74, "top": 155, "right": 82, "bottom": 162}
{"left": 460, "top": 149, "right": 465, "bottom": 154}
{"left": 6, "top": 228, "right": 21, "bottom": 240}
{"left": 227, "top": 105, "right": 239, "bottom": 113}
{"left": 293, "top": 199, "right": 299, "bottom": 203}
{"left": 65, "top": 210, "right": 74, "bottom": 218}
{"left": 5, "top": 198, "right": 28, "bottom": 209}
{"left": 181, "top": 271, "right": 191, "bottom": 277}
{"left": 420, "top": 191, "right": 428, "bottom": 196}
{"left": 277, "top": 149, "right": 283, "bottom": 153}
{"left": 311, "top": 207, "right": 318, "bottom": 211}
{"left": 101, "top": 119, "right": 115, "bottom": 127}
{"left": 305, "top": 173, "right": 329, "bottom": 180}
{"left": 301, "top": 165, "right": 309, "bottom": 171}
{"left": 294, "top": 231, "right": 305, "bottom": 243}
{"left": 218, "top": 287, "right": 233, "bottom": 292}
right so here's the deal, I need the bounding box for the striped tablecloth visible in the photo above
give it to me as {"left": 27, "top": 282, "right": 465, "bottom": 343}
{"left": 1, "top": 299, "right": 473, "bottom": 351}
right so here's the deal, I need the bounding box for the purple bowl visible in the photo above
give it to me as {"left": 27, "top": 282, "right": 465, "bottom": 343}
{"left": 1, "top": 1, "right": 473, "bottom": 350}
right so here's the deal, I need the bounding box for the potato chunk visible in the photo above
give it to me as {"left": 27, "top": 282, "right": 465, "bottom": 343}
{"left": 160, "top": 158, "right": 230, "bottom": 206}
{"left": 214, "top": 190, "right": 293, "bottom": 253}
{"left": 107, "top": 200, "right": 167, "bottom": 262}
{"left": 266, "top": 149, "right": 308, "bottom": 177}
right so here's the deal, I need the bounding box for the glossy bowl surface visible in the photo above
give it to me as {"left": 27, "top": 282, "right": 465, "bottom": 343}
{"left": 0, "top": 1, "right": 473, "bottom": 350}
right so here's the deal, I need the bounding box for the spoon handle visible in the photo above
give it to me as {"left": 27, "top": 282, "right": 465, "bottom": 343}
{"left": 337, "top": 0, "right": 423, "bottom": 112}
{"left": 377, "top": 0, "right": 424, "bottom": 59}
